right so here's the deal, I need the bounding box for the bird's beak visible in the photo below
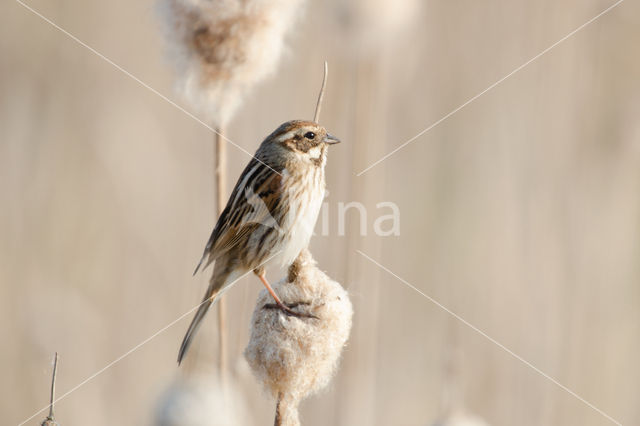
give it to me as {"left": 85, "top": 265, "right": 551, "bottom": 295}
{"left": 324, "top": 133, "right": 341, "bottom": 145}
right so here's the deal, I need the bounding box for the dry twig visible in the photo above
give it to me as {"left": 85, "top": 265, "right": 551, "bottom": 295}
{"left": 40, "top": 352, "right": 59, "bottom": 426}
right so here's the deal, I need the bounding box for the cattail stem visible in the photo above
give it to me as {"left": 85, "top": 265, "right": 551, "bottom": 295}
{"left": 214, "top": 128, "right": 228, "bottom": 377}
{"left": 274, "top": 392, "right": 284, "bottom": 426}
{"left": 215, "top": 129, "right": 227, "bottom": 216}
{"left": 313, "top": 62, "right": 328, "bottom": 122}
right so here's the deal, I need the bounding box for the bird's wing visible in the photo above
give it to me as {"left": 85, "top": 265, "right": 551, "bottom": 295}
{"left": 193, "top": 159, "right": 284, "bottom": 274}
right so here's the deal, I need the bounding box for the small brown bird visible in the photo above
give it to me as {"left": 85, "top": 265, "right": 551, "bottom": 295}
{"left": 178, "top": 120, "right": 340, "bottom": 363}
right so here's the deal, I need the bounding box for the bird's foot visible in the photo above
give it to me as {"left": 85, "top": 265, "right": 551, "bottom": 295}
{"left": 263, "top": 301, "right": 318, "bottom": 319}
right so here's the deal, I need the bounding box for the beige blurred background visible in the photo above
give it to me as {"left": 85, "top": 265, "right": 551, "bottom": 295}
{"left": 2, "top": 0, "right": 640, "bottom": 425}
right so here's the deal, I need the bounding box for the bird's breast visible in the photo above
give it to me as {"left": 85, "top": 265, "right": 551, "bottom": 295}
{"left": 276, "top": 167, "right": 325, "bottom": 267}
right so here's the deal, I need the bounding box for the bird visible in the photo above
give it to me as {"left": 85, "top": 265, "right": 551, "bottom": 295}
{"left": 178, "top": 120, "right": 340, "bottom": 364}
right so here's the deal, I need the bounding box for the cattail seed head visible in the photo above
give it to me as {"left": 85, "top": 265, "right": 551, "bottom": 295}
{"left": 154, "top": 375, "right": 250, "bottom": 426}
{"left": 244, "top": 249, "right": 353, "bottom": 423}
{"left": 432, "top": 413, "right": 490, "bottom": 426}
{"left": 157, "top": 0, "right": 304, "bottom": 126}
{"left": 333, "top": 0, "right": 420, "bottom": 51}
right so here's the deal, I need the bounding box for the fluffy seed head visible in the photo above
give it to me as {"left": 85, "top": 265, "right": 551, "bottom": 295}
{"left": 333, "top": 0, "right": 420, "bottom": 50}
{"left": 154, "top": 375, "right": 250, "bottom": 426}
{"left": 157, "top": 0, "right": 304, "bottom": 125}
{"left": 244, "top": 249, "right": 353, "bottom": 416}
{"left": 432, "top": 413, "right": 490, "bottom": 426}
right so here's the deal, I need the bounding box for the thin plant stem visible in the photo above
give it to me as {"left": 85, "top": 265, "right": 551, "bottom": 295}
{"left": 215, "top": 127, "right": 228, "bottom": 378}
{"left": 336, "top": 54, "right": 385, "bottom": 425}
{"left": 313, "top": 61, "right": 328, "bottom": 122}
{"left": 41, "top": 352, "right": 58, "bottom": 425}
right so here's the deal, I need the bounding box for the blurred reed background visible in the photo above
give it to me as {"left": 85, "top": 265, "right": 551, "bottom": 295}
{"left": 2, "top": 0, "right": 640, "bottom": 425}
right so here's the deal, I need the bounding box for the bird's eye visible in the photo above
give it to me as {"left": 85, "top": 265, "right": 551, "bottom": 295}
{"left": 304, "top": 131, "right": 316, "bottom": 140}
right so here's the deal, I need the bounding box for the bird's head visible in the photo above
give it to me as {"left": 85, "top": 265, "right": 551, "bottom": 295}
{"left": 261, "top": 120, "right": 340, "bottom": 166}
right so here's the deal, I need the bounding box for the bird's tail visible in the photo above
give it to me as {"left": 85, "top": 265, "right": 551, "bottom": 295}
{"left": 177, "top": 282, "right": 221, "bottom": 364}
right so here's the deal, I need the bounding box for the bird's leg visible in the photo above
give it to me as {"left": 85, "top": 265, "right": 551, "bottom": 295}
{"left": 257, "top": 273, "right": 317, "bottom": 319}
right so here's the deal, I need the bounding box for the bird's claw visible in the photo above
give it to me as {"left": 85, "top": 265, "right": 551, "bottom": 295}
{"left": 263, "top": 301, "right": 318, "bottom": 319}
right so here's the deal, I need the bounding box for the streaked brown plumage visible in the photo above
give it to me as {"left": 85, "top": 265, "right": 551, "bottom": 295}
{"left": 178, "top": 120, "right": 340, "bottom": 364}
